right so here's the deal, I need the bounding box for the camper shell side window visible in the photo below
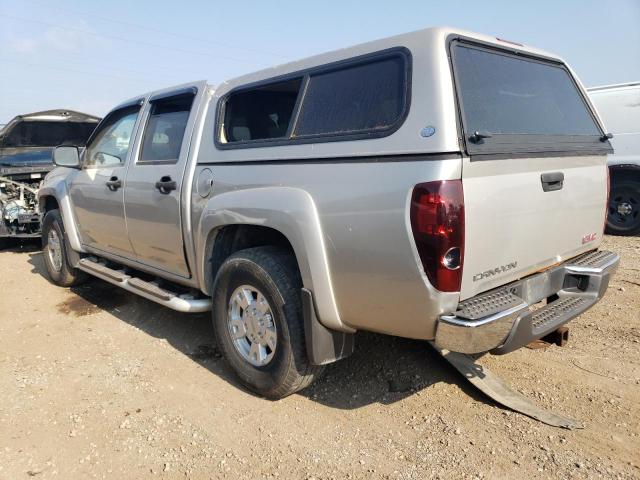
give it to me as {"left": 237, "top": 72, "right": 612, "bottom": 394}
{"left": 215, "top": 48, "right": 412, "bottom": 149}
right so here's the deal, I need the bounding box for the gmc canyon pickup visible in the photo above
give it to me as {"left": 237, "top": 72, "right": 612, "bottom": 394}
{"left": 38, "top": 27, "right": 619, "bottom": 399}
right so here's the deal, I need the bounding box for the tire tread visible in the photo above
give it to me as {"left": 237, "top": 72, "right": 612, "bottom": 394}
{"left": 212, "top": 246, "right": 323, "bottom": 399}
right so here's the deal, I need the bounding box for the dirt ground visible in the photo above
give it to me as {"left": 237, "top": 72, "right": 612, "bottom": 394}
{"left": 0, "top": 236, "right": 638, "bottom": 480}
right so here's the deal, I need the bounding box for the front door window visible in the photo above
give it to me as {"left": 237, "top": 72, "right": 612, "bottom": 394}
{"left": 84, "top": 106, "right": 140, "bottom": 167}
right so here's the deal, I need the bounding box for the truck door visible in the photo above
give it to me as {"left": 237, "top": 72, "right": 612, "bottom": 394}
{"left": 69, "top": 102, "right": 143, "bottom": 257}
{"left": 123, "top": 84, "right": 203, "bottom": 277}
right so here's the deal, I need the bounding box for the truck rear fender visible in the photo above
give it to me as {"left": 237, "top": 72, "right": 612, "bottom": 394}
{"left": 197, "top": 186, "right": 349, "bottom": 333}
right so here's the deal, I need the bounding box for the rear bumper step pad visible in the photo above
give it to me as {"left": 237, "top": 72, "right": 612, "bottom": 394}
{"left": 436, "top": 250, "right": 619, "bottom": 354}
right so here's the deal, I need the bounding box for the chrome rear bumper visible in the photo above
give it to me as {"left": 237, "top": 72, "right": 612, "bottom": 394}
{"left": 435, "top": 250, "right": 619, "bottom": 354}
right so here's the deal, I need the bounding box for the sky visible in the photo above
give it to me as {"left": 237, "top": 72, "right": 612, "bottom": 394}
{"left": 0, "top": 0, "right": 639, "bottom": 124}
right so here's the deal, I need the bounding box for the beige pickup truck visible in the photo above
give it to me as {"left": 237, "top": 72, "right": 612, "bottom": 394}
{"left": 39, "top": 27, "right": 618, "bottom": 398}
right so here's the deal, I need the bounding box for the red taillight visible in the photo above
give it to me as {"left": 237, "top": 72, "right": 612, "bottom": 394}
{"left": 410, "top": 180, "right": 465, "bottom": 292}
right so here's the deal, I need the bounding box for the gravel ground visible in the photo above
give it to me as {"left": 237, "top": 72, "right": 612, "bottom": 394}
{"left": 0, "top": 235, "right": 638, "bottom": 479}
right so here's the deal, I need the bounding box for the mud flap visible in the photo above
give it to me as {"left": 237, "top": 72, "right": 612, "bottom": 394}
{"left": 301, "top": 289, "right": 354, "bottom": 365}
{"left": 429, "top": 342, "right": 583, "bottom": 430}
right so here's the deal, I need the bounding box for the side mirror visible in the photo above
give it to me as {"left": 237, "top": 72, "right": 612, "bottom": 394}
{"left": 53, "top": 146, "right": 80, "bottom": 168}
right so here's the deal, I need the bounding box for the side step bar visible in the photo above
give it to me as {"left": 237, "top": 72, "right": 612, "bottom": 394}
{"left": 77, "top": 258, "right": 211, "bottom": 313}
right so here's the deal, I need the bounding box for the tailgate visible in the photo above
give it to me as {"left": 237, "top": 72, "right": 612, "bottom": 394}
{"left": 449, "top": 39, "right": 612, "bottom": 300}
{"left": 461, "top": 155, "right": 607, "bottom": 299}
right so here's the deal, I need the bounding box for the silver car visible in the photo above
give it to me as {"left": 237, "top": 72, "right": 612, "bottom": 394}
{"left": 39, "top": 27, "right": 618, "bottom": 398}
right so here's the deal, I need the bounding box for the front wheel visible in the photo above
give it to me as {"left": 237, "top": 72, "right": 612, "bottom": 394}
{"left": 606, "top": 180, "right": 640, "bottom": 236}
{"left": 212, "top": 247, "right": 323, "bottom": 399}
{"left": 41, "top": 209, "right": 86, "bottom": 287}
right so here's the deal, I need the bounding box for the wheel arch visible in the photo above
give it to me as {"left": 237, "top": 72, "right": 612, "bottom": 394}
{"left": 606, "top": 163, "right": 640, "bottom": 235}
{"left": 38, "top": 181, "right": 85, "bottom": 255}
{"left": 196, "top": 186, "right": 350, "bottom": 333}
{"left": 39, "top": 194, "right": 59, "bottom": 213}
{"left": 609, "top": 163, "right": 640, "bottom": 184}
{"left": 204, "top": 224, "right": 298, "bottom": 294}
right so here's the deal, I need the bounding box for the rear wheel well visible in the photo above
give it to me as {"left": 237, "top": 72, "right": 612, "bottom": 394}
{"left": 205, "top": 224, "right": 298, "bottom": 294}
{"left": 609, "top": 165, "right": 640, "bottom": 185}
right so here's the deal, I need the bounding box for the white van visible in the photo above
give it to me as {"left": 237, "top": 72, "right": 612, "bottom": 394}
{"left": 588, "top": 82, "right": 640, "bottom": 235}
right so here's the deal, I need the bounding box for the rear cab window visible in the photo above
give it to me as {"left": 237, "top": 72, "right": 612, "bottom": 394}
{"left": 450, "top": 40, "right": 611, "bottom": 156}
{"left": 216, "top": 49, "right": 411, "bottom": 148}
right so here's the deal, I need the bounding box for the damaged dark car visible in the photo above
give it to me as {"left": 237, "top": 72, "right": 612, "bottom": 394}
{"left": 0, "top": 109, "right": 100, "bottom": 244}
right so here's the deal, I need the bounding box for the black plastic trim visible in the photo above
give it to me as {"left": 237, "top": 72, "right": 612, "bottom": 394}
{"left": 540, "top": 171, "right": 564, "bottom": 192}
{"left": 470, "top": 150, "right": 610, "bottom": 161}
{"left": 198, "top": 152, "right": 461, "bottom": 166}
{"left": 113, "top": 97, "right": 145, "bottom": 111}
{"left": 149, "top": 86, "right": 197, "bottom": 103}
{"left": 214, "top": 47, "right": 412, "bottom": 150}
{"left": 301, "top": 288, "right": 354, "bottom": 365}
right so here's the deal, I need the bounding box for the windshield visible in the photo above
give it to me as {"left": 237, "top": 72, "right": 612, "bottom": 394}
{"left": 452, "top": 42, "right": 604, "bottom": 154}
{"left": 1, "top": 121, "right": 97, "bottom": 148}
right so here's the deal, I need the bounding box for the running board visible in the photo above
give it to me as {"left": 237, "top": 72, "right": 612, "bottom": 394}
{"left": 77, "top": 258, "right": 211, "bottom": 313}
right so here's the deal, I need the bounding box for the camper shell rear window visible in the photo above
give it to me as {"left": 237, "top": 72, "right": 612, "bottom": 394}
{"left": 215, "top": 48, "right": 411, "bottom": 149}
{"left": 450, "top": 39, "right": 611, "bottom": 156}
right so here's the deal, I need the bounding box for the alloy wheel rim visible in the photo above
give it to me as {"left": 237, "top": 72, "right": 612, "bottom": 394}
{"left": 227, "top": 285, "right": 277, "bottom": 367}
{"left": 47, "top": 229, "right": 63, "bottom": 272}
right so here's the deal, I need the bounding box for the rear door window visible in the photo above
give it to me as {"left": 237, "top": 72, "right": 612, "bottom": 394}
{"left": 451, "top": 42, "right": 607, "bottom": 155}
{"left": 139, "top": 93, "right": 195, "bottom": 163}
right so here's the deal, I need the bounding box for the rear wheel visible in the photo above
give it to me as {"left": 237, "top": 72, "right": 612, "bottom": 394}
{"left": 42, "top": 209, "right": 86, "bottom": 287}
{"left": 212, "top": 246, "right": 323, "bottom": 399}
{"left": 606, "top": 180, "right": 640, "bottom": 236}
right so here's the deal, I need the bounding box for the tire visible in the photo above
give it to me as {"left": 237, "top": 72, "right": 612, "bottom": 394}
{"left": 212, "top": 246, "right": 324, "bottom": 399}
{"left": 606, "top": 179, "right": 640, "bottom": 236}
{"left": 41, "top": 209, "right": 86, "bottom": 287}
{"left": 0, "top": 237, "right": 12, "bottom": 250}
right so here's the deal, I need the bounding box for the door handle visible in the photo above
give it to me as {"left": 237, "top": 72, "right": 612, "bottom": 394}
{"left": 155, "top": 176, "right": 177, "bottom": 194}
{"left": 106, "top": 176, "right": 122, "bottom": 191}
{"left": 541, "top": 172, "right": 564, "bottom": 192}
